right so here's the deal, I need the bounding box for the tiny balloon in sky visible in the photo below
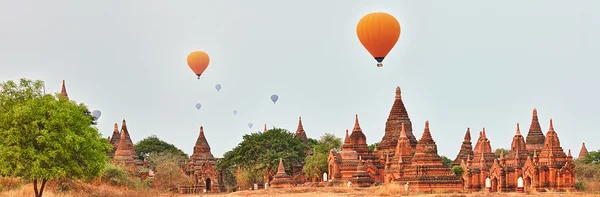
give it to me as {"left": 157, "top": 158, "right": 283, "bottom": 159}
{"left": 248, "top": 123, "right": 253, "bottom": 129}
{"left": 270, "top": 94, "right": 279, "bottom": 104}
{"left": 215, "top": 84, "right": 222, "bottom": 91}
{"left": 92, "top": 110, "right": 102, "bottom": 119}
{"left": 233, "top": 110, "right": 238, "bottom": 115}
{"left": 195, "top": 103, "right": 201, "bottom": 110}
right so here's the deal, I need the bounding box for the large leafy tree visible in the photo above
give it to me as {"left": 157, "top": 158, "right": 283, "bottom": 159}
{"left": 0, "top": 79, "right": 112, "bottom": 197}
{"left": 303, "top": 133, "right": 342, "bottom": 181}
{"left": 134, "top": 136, "right": 189, "bottom": 161}
{"left": 217, "top": 128, "right": 307, "bottom": 187}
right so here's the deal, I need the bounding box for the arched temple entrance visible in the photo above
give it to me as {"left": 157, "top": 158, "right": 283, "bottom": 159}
{"left": 491, "top": 178, "right": 499, "bottom": 192}
{"left": 205, "top": 178, "right": 211, "bottom": 192}
{"left": 525, "top": 176, "right": 532, "bottom": 190}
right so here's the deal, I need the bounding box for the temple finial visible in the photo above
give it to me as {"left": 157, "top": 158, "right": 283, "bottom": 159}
{"left": 549, "top": 118, "right": 554, "bottom": 131}
{"left": 395, "top": 86, "right": 401, "bottom": 99}
{"left": 516, "top": 122, "right": 521, "bottom": 135}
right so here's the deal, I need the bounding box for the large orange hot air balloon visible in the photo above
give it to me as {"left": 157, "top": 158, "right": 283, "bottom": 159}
{"left": 187, "top": 51, "right": 210, "bottom": 79}
{"left": 356, "top": 12, "right": 401, "bottom": 67}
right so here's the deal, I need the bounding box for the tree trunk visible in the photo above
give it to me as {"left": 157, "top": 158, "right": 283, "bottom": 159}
{"left": 33, "top": 179, "right": 48, "bottom": 197}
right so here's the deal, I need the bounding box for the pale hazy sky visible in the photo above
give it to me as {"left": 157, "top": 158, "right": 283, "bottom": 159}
{"left": 1, "top": 0, "right": 598, "bottom": 158}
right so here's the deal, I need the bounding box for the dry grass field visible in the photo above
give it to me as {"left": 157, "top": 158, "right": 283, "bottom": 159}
{"left": 2, "top": 182, "right": 600, "bottom": 197}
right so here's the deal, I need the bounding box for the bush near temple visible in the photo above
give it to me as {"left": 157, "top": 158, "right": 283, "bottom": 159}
{"left": 218, "top": 128, "right": 308, "bottom": 189}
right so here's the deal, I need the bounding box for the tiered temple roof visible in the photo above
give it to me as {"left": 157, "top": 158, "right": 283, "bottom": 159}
{"left": 579, "top": 142, "right": 589, "bottom": 159}
{"left": 352, "top": 159, "right": 374, "bottom": 187}
{"left": 538, "top": 119, "right": 568, "bottom": 164}
{"left": 395, "top": 121, "right": 462, "bottom": 192}
{"left": 379, "top": 87, "right": 418, "bottom": 154}
{"left": 190, "top": 126, "right": 215, "bottom": 162}
{"left": 472, "top": 128, "right": 496, "bottom": 165}
{"left": 60, "top": 80, "right": 69, "bottom": 100}
{"left": 112, "top": 119, "right": 142, "bottom": 166}
{"left": 452, "top": 128, "right": 474, "bottom": 166}
{"left": 392, "top": 123, "right": 413, "bottom": 164}
{"left": 505, "top": 123, "right": 529, "bottom": 166}
{"left": 295, "top": 116, "right": 308, "bottom": 145}
{"left": 108, "top": 123, "right": 121, "bottom": 158}
{"left": 270, "top": 158, "right": 294, "bottom": 188}
{"left": 526, "top": 108, "right": 546, "bottom": 153}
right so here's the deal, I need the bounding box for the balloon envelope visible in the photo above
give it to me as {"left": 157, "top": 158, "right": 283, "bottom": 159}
{"left": 195, "top": 103, "right": 201, "bottom": 110}
{"left": 248, "top": 123, "right": 253, "bottom": 128}
{"left": 91, "top": 110, "right": 101, "bottom": 119}
{"left": 187, "top": 51, "right": 210, "bottom": 78}
{"left": 356, "top": 12, "right": 401, "bottom": 67}
{"left": 233, "top": 110, "right": 238, "bottom": 115}
{"left": 215, "top": 84, "right": 222, "bottom": 91}
{"left": 270, "top": 94, "right": 279, "bottom": 104}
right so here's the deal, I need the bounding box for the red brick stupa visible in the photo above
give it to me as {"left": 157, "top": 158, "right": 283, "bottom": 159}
{"left": 270, "top": 158, "right": 294, "bottom": 188}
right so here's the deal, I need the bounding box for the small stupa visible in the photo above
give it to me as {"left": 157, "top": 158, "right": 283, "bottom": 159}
{"left": 269, "top": 158, "right": 294, "bottom": 188}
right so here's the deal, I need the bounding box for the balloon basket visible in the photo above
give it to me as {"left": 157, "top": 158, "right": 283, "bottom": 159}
{"left": 377, "top": 63, "right": 383, "bottom": 67}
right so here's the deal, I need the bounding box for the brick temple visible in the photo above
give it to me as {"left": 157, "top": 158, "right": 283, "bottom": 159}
{"left": 110, "top": 119, "right": 144, "bottom": 169}
{"left": 457, "top": 111, "right": 575, "bottom": 192}
{"left": 327, "top": 86, "right": 576, "bottom": 192}
{"left": 183, "top": 126, "right": 225, "bottom": 192}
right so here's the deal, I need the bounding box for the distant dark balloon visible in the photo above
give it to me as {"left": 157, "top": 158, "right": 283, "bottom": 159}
{"left": 92, "top": 110, "right": 101, "bottom": 119}
{"left": 270, "top": 94, "right": 279, "bottom": 104}
{"left": 195, "top": 103, "right": 201, "bottom": 110}
{"left": 233, "top": 110, "right": 238, "bottom": 115}
{"left": 248, "top": 123, "right": 253, "bottom": 129}
{"left": 215, "top": 84, "right": 222, "bottom": 91}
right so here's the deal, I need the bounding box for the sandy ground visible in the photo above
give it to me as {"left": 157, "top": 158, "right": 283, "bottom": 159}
{"left": 174, "top": 187, "right": 600, "bottom": 197}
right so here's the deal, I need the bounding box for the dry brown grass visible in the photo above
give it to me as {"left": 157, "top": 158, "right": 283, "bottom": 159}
{"left": 0, "top": 182, "right": 162, "bottom": 197}
{"left": 191, "top": 184, "right": 600, "bottom": 197}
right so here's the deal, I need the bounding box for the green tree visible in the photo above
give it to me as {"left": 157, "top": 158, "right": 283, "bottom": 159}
{"left": 303, "top": 133, "right": 342, "bottom": 182}
{"left": 451, "top": 166, "right": 464, "bottom": 177}
{"left": 494, "top": 148, "right": 509, "bottom": 158}
{"left": 307, "top": 138, "right": 319, "bottom": 149}
{"left": 217, "top": 128, "right": 307, "bottom": 187}
{"left": 0, "top": 79, "right": 112, "bottom": 197}
{"left": 368, "top": 142, "right": 380, "bottom": 151}
{"left": 582, "top": 150, "right": 600, "bottom": 164}
{"left": 134, "top": 136, "right": 188, "bottom": 161}
{"left": 146, "top": 151, "right": 188, "bottom": 171}
{"left": 441, "top": 156, "right": 452, "bottom": 167}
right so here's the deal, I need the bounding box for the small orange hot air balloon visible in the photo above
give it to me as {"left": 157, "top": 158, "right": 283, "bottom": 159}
{"left": 187, "top": 51, "right": 210, "bottom": 79}
{"left": 356, "top": 12, "right": 401, "bottom": 67}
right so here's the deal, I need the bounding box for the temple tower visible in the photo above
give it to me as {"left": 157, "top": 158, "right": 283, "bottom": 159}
{"left": 379, "top": 87, "right": 418, "bottom": 154}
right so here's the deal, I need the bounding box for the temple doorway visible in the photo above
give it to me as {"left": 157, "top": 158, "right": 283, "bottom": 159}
{"left": 525, "top": 177, "right": 532, "bottom": 189}
{"left": 328, "top": 165, "right": 333, "bottom": 180}
{"left": 205, "top": 178, "right": 211, "bottom": 191}
{"left": 491, "top": 178, "right": 499, "bottom": 192}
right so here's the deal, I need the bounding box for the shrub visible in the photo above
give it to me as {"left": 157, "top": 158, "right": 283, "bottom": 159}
{"left": 451, "top": 166, "right": 464, "bottom": 177}
{"left": 101, "top": 164, "right": 131, "bottom": 187}
{"left": 0, "top": 177, "right": 24, "bottom": 192}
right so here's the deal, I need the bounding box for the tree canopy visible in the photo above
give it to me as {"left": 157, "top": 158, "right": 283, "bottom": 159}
{"left": 134, "top": 136, "right": 189, "bottom": 160}
{"left": 217, "top": 128, "right": 308, "bottom": 184}
{"left": 303, "top": 133, "right": 342, "bottom": 181}
{"left": 494, "top": 148, "right": 509, "bottom": 158}
{"left": 581, "top": 150, "right": 600, "bottom": 164}
{"left": 0, "top": 78, "right": 112, "bottom": 197}
{"left": 368, "top": 142, "right": 380, "bottom": 151}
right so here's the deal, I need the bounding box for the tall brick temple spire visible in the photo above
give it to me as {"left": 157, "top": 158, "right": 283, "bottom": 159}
{"left": 379, "top": 86, "right": 418, "bottom": 154}
{"left": 452, "top": 128, "right": 474, "bottom": 166}
{"left": 526, "top": 108, "right": 545, "bottom": 153}
{"left": 191, "top": 126, "right": 215, "bottom": 161}
{"left": 295, "top": 116, "right": 308, "bottom": 145}
{"left": 60, "top": 80, "right": 69, "bottom": 100}
{"left": 579, "top": 142, "right": 589, "bottom": 159}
